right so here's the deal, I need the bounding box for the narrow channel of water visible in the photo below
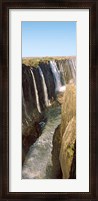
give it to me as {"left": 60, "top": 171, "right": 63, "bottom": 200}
{"left": 22, "top": 105, "right": 61, "bottom": 179}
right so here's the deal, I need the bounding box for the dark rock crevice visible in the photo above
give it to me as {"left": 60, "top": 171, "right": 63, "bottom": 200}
{"left": 51, "top": 124, "right": 62, "bottom": 178}
{"left": 69, "top": 141, "right": 76, "bottom": 179}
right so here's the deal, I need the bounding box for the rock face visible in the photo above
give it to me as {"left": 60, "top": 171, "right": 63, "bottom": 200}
{"left": 69, "top": 141, "right": 76, "bottom": 179}
{"left": 22, "top": 59, "right": 76, "bottom": 130}
{"left": 22, "top": 58, "right": 76, "bottom": 164}
{"left": 22, "top": 106, "right": 61, "bottom": 179}
{"left": 60, "top": 83, "right": 76, "bottom": 137}
{"left": 33, "top": 67, "right": 46, "bottom": 111}
{"left": 22, "top": 64, "right": 37, "bottom": 124}
{"left": 22, "top": 62, "right": 57, "bottom": 161}
{"left": 57, "top": 58, "right": 76, "bottom": 84}
{"left": 52, "top": 83, "right": 76, "bottom": 179}
{"left": 39, "top": 62, "right": 56, "bottom": 100}
{"left": 51, "top": 125, "right": 62, "bottom": 178}
{"left": 60, "top": 83, "right": 76, "bottom": 178}
{"left": 59, "top": 116, "right": 76, "bottom": 178}
{"left": 22, "top": 113, "right": 47, "bottom": 163}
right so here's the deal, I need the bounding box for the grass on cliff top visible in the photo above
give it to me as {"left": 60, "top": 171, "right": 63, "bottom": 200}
{"left": 22, "top": 56, "right": 75, "bottom": 67}
{"left": 22, "top": 57, "right": 52, "bottom": 67}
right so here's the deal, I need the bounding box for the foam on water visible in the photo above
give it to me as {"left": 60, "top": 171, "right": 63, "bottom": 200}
{"left": 22, "top": 106, "right": 61, "bottom": 179}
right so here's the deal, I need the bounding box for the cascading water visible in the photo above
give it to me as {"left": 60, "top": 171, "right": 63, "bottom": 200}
{"left": 74, "top": 58, "right": 76, "bottom": 68}
{"left": 30, "top": 69, "right": 41, "bottom": 113}
{"left": 22, "top": 58, "right": 76, "bottom": 179}
{"left": 69, "top": 60, "right": 76, "bottom": 83}
{"left": 72, "top": 59, "right": 76, "bottom": 82}
{"left": 50, "top": 60, "right": 66, "bottom": 92}
{"left": 38, "top": 67, "right": 50, "bottom": 107}
{"left": 72, "top": 59, "right": 76, "bottom": 71}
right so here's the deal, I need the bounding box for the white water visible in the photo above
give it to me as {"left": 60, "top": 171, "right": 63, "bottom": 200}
{"left": 72, "top": 59, "right": 76, "bottom": 71}
{"left": 22, "top": 106, "right": 61, "bottom": 179}
{"left": 69, "top": 60, "right": 76, "bottom": 83}
{"left": 50, "top": 60, "right": 65, "bottom": 92}
{"left": 74, "top": 58, "right": 76, "bottom": 68}
{"left": 38, "top": 67, "right": 51, "bottom": 107}
{"left": 30, "top": 69, "right": 41, "bottom": 113}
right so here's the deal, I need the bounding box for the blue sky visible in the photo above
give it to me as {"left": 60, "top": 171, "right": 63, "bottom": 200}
{"left": 22, "top": 22, "right": 76, "bottom": 57}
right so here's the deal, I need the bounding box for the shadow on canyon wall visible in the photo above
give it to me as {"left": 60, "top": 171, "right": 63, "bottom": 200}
{"left": 22, "top": 57, "right": 76, "bottom": 179}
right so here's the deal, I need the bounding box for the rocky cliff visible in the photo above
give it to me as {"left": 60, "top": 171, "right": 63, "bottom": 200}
{"left": 52, "top": 82, "right": 76, "bottom": 179}
{"left": 22, "top": 57, "right": 76, "bottom": 167}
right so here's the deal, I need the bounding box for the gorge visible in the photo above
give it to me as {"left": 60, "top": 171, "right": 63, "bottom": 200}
{"left": 22, "top": 57, "right": 76, "bottom": 179}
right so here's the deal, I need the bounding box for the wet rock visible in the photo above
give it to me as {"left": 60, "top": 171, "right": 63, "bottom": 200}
{"left": 22, "top": 59, "right": 76, "bottom": 171}
{"left": 58, "top": 59, "right": 76, "bottom": 84}
{"left": 33, "top": 67, "right": 46, "bottom": 111}
{"left": 56, "top": 60, "right": 66, "bottom": 86}
{"left": 51, "top": 124, "right": 62, "bottom": 178}
{"left": 22, "top": 64, "right": 37, "bottom": 116}
{"left": 22, "top": 106, "right": 61, "bottom": 179}
{"left": 22, "top": 123, "right": 41, "bottom": 162}
{"left": 22, "top": 113, "right": 47, "bottom": 163}
{"left": 39, "top": 62, "right": 56, "bottom": 100}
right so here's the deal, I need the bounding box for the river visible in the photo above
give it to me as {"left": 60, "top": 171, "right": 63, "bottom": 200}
{"left": 22, "top": 105, "right": 61, "bottom": 179}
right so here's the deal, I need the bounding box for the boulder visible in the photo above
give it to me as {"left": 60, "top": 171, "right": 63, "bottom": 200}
{"left": 56, "top": 91, "right": 65, "bottom": 105}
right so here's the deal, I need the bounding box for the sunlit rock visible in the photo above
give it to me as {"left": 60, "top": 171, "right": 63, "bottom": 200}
{"left": 22, "top": 58, "right": 76, "bottom": 178}
{"left": 60, "top": 83, "right": 76, "bottom": 137}
{"left": 59, "top": 116, "right": 76, "bottom": 179}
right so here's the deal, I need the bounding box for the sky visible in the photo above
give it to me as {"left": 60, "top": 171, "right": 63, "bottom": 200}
{"left": 22, "top": 22, "right": 76, "bottom": 57}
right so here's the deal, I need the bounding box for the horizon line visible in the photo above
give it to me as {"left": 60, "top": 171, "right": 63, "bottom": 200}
{"left": 22, "top": 55, "right": 76, "bottom": 58}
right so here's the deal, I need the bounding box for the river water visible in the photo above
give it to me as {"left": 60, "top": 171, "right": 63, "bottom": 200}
{"left": 22, "top": 105, "right": 61, "bottom": 179}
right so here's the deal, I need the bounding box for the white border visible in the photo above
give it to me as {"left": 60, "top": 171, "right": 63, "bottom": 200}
{"left": 9, "top": 9, "right": 89, "bottom": 192}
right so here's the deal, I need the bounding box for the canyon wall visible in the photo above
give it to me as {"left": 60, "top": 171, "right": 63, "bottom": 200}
{"left": 22, "top": 57, "right": 76, "bottom": 176}
{"left": 22, "top": 58, "right": 76, "bottom": 129}
{"left": 52, "top": 83, "right": 76, "bottom": 179}
{"left": 59, "top": 83, "right": 76, "bottom": 178}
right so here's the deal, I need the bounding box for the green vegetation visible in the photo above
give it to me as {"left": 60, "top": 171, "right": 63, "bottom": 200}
{"left": 67, "top": 143, "right": 75, "bottom": 159}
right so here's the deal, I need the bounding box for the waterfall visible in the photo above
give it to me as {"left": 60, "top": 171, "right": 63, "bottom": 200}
{"left": 69, "top": 60, "right": 76, "bottom": 83}
{"left": 50, "top": 60, "right": 66, "bottom": 92}
{"left": 74, "top": 58, "right": 76, "bottom": 68}
{"left": 72, "top": 59, "right": 76, "bottom": 72}
{"left": 38, "top": 67, "right": 50, "bottom": 107}
{"left": 30, "top": 69, "right": 41, "bottom": 113}
{"left": 72, "top": 59, "right": 76, "bottom": 79}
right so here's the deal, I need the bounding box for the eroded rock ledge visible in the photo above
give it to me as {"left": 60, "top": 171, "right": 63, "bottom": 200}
{"left": 52, "top": 83, "right": 76, "bottom": 179}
